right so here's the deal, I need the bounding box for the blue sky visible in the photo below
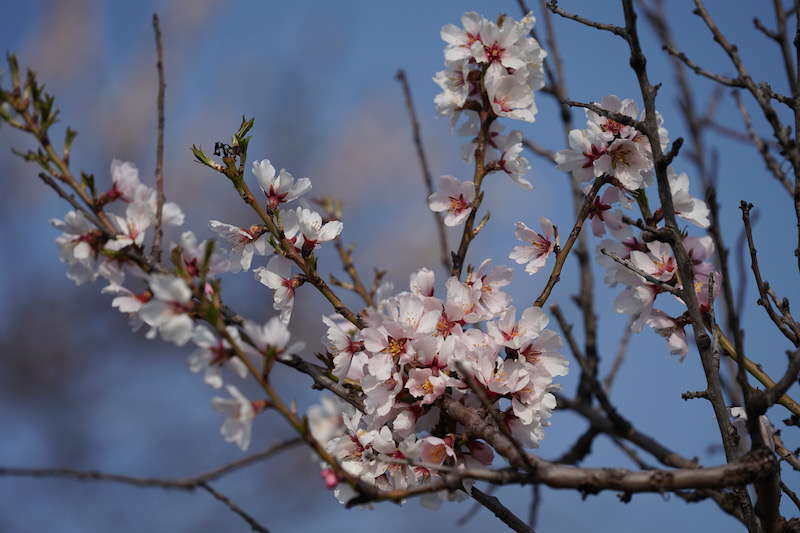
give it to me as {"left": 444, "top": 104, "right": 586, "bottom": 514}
{"left": 0, "top": 1, "right": 798, "bottom": 532}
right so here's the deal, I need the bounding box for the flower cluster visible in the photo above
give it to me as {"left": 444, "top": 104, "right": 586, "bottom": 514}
{"left": 432, "top": 12, "right": 546, "bottom": 195}
{"left": 554, "top": 96, "right": 716, "bottom": 357}
{"left": 52, "top": 159, "right": 184, "bottom": 286}
{"left": 43, "top": 12, "right": 721, "bottom": 514}
{"left": 555, "top": 95, "right": 668, "bottom": 192}
{"left": 309, "top": 264, "right": 567, "bottom": 504}
{"left": 51, "top": 157, "right": 314, "bottom": 450}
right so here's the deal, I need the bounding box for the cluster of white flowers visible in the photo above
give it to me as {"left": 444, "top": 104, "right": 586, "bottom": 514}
{"left": 554, "top": 96, "right": 715, "bottom": 357}
{"left": 51, "top": 158, "right": 314, "bottom": 451}
{"left": 52, "top": 159, "right": 184, "bottom": 286}
{"left": 308, "top": 264, "right": 567, "bottom": 505}
{"left": 431, "top": 11, "right": 546, "bottom": 200}
{"left": 45, "top": 10, "right": 721, "bottom": 511}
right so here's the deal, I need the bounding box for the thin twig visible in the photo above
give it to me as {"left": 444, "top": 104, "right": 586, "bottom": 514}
{"left": 199, "top": 482, "right": 270, "bottom": 533}
{"left": 598, "top": 248, "right": 681, "bottom": 295}
{"left": 731, "top": 91, "right": 793, "bottom": 195}
{"left": 533, "top": 176, "right": 608, "bottom": 307}
{"left": 0, "top": 438, "right": 301, "bottom": 490}
{"left": 395, "top": 69, "right": 449, "bottom": 271}
{"left": 455, "top": 361, "right": 536, "bottom": 473}
{"left": 470, "top": 486, "right": 535, "bottom": 533}
{"left": 151, "top": 13, "right": 166, "bottom": 262}
{"left": 602, "top": 315, "right": 635, "bottom": 392}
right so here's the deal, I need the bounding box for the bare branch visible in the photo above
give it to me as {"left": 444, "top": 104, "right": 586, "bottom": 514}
{"left": 732, "top": 91, "right": 793, "bottom": 195}
{"left": 151, "top": 13, "right": 166, "bottom": 263}
{"left": 0, "top": 438, "right": 301, "bottom": 490}
{"left": 199, "top": 482, "right": 270, "bottom": 533}
{"left": 470, "top": 485, "right": 535, "bottom": 533}
{"left": 534, "top": 176, "right": 609, "bottom": 307}
{"left": 545, "top": 1, "right": 627, "bottom": 37}
{"left": 395, "top": 69, "right": 449, "bottom": 272}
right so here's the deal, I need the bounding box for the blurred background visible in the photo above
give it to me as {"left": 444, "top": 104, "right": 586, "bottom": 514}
{"left": 0, "top": 1, "right": 798, "bottom": 531}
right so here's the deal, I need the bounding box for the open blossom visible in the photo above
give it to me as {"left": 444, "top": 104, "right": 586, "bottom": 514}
{"left": 428, "top": 175, "right": 475, "bottom": 226}
{"left": 209, "top": 220, "right": 270, "bottom": 272}
{"left": 646, "top": 310, "right": 688, "bottom": 358}
{"left": 493, "top": 130, "right": 532, "bottom": 189}
{"left": 189, "top": 325, "right": 248, "bottom": 388}
{"left": 595, "top": 138, "right": 649, "bottom": 190}
{"left": 465, "top": 258, "right": 512, "bottom": 316}
{"left": 254, "top": 255, "right": 299, "bottom": 323}
{"left": 284, "top": 206, "right": 343, "bottom": 253}
{"left": 509, "top": 217, "right": 555, "bottom": 274}
{"left": 139, "top": 274, "right": 194, "bottom": 346}
{"left": 586, "top": 95, "right": 639, "bottom": 141}
{"left": 589, "top": 186, "right": 630, "bottom": 239}
{"left": 630, "top": 241, "right": 676, "bottom": 282}
{"left": 435, "top": 12, "right": 544, "bottom": 125}
{"left": 177, "top": 231, "right": 229, "bottom": 278}
{"left": 554, "top": 129, "right": 607, "bottom": 182}
{"left": 485, "top": 70, "right": 537, "bottom": 122}
{"left": 51, "top": 210, "right": 104, "bottom": 285}
{"left": 441, "top": 12, "right": 485, "bottom": 62}
{"left": 668, "top": 169, "right": 710, "bottom": 228}
{"left": 106, "top": 160, "right": 184, "bottom": 225}
{"left": 105, "top": 202, "right": 151, "bottom": 251}
{"left": 252, "top": 159, "right": 311, "bottom": 209}
{"left": 433, "top": 60, "right": 470, "bottom": 118}
{"left": 243, "top": 316, "right": 304, "bottom": 359}
{"left": 212, "top": 385, "right": 259, "bottom": 451}
{"left": 322, "top": 315, "right": 365, "bottom": 380}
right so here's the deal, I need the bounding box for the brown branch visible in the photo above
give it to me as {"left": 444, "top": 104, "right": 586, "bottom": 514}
{"left": 740, "top": 202, "right": 800, "bottom": 346}
{"left": 279, "top": 355, "right": 365, "bottom": 412}
{"left": 37, "top": 172, "right": 105, "bottom": 230}
{"left": 598, "top": 248, "right": 681, "bottom": 296}
{"left": 732, "top": 91, "right": 793, "bottom": 195}
{"left": 470, "top": 486, "right": 535, "bottom": 533}
{"left": 450, "top": 102, "right": 495, "bottom": 279}
{"left": 716, "top": 327, "right": 800, "bottom": 417}
{"left": 602, "top": 315, "right": 635, "bottom": 392}
{"left": 533, "top": 176, "right": 608, "bottom": 307}
{"left": 198, "top": 482, "right": 270, "bottom": 533}
{"left": 522, "top": 138, "right": 556, "bottom": 163}
{"left": 0, "top": 438, "right": 301, "bottom": 490}
{"left": 456, "top": 484, "right": 496, "bottom": 526}
{"left": 545, "top": 1, "right": 626, "bottom": 37}
{"left": 455, "top": 361, "right": 536, "bottom": 472}
{"left": 151, "top": 13, "right": 166, "bottom": 263}
{"left": 350, "top": 450, "right": 776, "bottom": 505}
{"left": 333, "top": 237, "right": 373, "bottom": 307}
{"left": 395, "top": 69, "right": 449, "bottom": 272}
{"left": 555, "top": 393, "right": 696, "bottom": 470}
{"left": 773, "top": 432, "right": 800, "bottom": 472}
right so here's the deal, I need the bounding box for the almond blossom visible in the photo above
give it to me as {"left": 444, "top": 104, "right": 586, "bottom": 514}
{"left": 485, "top": 70, "right": 537, "bottom": 123}
{"left": 254, "top": 255, "right": 299, "bottom": 323}
{"left": 492, "top": 130, "right": 533, "bottom": 189}
{"left": 427, "top": 175, "right": 475, "bottom": 226}
{"left": 509, "top": 217, "right": 556, "bottom": 274}
{"left": 212, "top": 385, "right": 260, "bottom": 451}
{"left": 668, "top": 168, "right": 710, "bottom": 228}
{"left": 51, "top": 210, "right": 104, "bottom": 285}
{"left": 252, "top": 159, "right": 311, "bottom": 209}
{"left": 554, "top": 129, "right": 607, "bottom": 182}
{"left": 138, "top": 274, "right": 194, "bottom": 346}
{"left": 209, "top": 220, "right": 270, "bottom": 272}
{"left": 189, "top": 325, "right": 248, "bottom": 388}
